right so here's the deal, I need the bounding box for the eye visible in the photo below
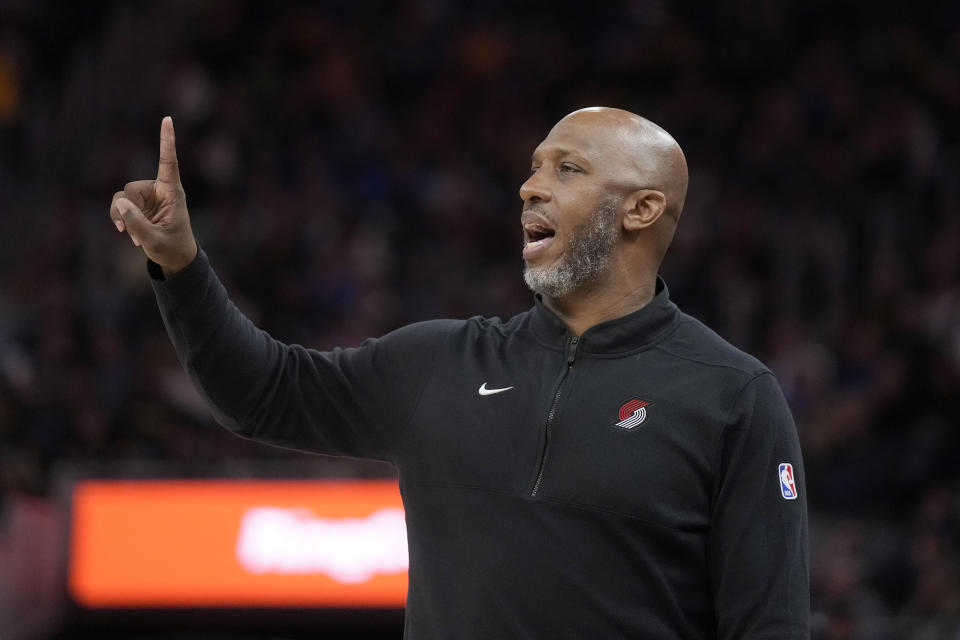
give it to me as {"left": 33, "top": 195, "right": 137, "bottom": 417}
{"left": 559, "top": 163, "right": 581, "bottom": 174}
{"left": 529, "top": 165, "right": 541, "bottom": 176}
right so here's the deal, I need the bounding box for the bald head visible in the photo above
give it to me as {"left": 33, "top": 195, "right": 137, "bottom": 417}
{"left": 550, "top": 107, "right": 688, "bottom": 221}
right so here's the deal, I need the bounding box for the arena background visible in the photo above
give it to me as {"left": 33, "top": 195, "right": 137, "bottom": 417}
{"left": 1, "top": 1, "right": 959, "bottom": 638}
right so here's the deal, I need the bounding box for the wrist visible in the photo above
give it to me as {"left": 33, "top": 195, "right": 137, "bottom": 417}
{"left": 160, "top": 240, "right": 198, "bottom": 278}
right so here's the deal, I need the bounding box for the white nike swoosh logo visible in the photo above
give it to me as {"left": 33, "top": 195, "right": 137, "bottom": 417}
{"left": 479, "top": 383, "right": 513, "bottom": 396}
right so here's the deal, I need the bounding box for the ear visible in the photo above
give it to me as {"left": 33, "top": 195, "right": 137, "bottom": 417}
{"left": 622, "top": 189, "right": 667, "bottom": 232}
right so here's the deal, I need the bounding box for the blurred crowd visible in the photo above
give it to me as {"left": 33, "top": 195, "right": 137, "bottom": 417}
{"left": 1, "top": 1, "right": 959, "bottom": 637}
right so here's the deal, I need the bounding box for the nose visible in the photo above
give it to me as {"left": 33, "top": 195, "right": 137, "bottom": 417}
{"left": 519, "top": 170, "right": 551, "bottom": 204}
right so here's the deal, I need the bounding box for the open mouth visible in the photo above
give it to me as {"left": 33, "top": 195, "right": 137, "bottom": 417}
{"left": 523, "top": 222, "right": 556, "bottom": 249}
{"left": 521, "top": 210, "right": 557, "bottom": 259}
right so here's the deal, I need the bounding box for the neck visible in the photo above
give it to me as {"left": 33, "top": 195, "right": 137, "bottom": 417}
{"left": 542, "top": 273, "right": 658, "bottom": 336}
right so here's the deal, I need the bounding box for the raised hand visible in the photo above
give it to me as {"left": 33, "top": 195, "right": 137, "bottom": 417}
{"left": 109, "top": 116, "right": 198, "bottom": 276}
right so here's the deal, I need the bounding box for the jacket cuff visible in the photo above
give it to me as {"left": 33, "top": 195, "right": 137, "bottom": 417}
{"left": 148, "top": 248, "right": 212, "bottom": 306}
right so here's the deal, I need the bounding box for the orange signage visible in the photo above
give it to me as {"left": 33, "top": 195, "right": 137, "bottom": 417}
{"left": 69, "top": 480, "right": 408, "bottom": 608}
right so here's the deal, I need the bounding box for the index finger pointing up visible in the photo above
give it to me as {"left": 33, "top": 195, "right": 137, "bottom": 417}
{"left": 157, "top": 116, "right": 180, "bottom": 185}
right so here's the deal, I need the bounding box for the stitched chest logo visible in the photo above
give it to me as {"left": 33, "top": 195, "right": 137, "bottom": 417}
{"left": 613, "top": 398, "right": 651, "bottom": 431}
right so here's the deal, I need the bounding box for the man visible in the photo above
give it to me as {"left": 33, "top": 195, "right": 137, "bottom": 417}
{"left": 109, "top": 107, "right": 809, "bottom": 638}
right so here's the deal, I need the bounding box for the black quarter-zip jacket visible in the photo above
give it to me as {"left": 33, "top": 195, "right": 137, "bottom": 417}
{"left": 150, "top": 250, "right": 809, "bottom": 639}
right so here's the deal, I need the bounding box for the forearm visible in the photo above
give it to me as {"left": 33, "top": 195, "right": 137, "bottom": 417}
{"left": 148, "top": 248, "right": 440, "bottom": 460}
{"left": 149, "top": 249, "right": 288, "bottom": 438}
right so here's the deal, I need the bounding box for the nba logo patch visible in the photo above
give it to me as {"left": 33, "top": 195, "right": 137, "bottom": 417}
{"left": 778, "top": 463, "right": 798, "bottom": 500}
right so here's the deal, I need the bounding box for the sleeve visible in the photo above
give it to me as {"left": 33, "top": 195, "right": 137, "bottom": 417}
{"left": 148, "top": 248, "right": 447, "bottom": 462}
{"left": 708, "top": 371, "right": 810, "bottom": 639}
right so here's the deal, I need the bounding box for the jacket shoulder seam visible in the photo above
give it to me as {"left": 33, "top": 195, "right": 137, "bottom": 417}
{"left": 652, "top": 342, "right": 767, "bottom": 377}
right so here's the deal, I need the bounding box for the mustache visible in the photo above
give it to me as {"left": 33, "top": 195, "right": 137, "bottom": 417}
{"left": 522, "top": 205, "right": 556, "bottom": 224}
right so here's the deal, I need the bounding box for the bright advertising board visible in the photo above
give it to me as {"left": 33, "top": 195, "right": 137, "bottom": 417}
{"left": 69, "top": 480, "right": 408, "bottom": 608}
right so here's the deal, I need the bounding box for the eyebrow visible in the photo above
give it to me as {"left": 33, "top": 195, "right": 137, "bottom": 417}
{"left": 530, "top": 147, "right": 591, "bottom": 167}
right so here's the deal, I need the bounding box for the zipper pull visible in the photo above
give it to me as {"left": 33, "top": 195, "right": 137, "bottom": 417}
{"left": 567, "top": 336, "right": 579, "bottom": 364}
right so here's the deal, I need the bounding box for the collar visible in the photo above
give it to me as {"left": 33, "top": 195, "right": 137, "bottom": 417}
{"left": 528, "top": 277, "right": 680, "bottom": 355}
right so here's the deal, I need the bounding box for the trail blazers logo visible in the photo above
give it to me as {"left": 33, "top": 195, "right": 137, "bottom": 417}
{"left": 613, "top": 398, "right": 651, "bottom": 431}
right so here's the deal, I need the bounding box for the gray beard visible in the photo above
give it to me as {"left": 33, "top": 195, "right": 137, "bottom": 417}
{"left": 523, "top": 198, "right": 620, "bottom": 299}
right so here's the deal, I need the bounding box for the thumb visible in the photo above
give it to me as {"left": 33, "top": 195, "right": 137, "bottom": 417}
{"left": 117, "top": 197, "right": 152, "bottom": 247}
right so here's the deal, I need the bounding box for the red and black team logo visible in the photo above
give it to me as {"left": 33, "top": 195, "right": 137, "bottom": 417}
{"left": 613, "top": 398, "right": 651, "bottom": 431}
